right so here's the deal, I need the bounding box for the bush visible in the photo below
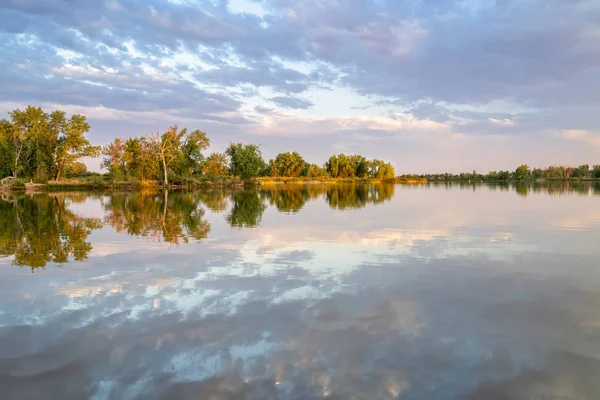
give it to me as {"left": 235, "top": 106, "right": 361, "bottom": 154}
{"left": 12, "top": 178, "right": 26, "bottom": 188}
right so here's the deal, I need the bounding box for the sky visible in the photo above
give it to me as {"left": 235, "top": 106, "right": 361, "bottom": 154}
{"left": 0, "top": 0, "right": 599, "bottom": 173}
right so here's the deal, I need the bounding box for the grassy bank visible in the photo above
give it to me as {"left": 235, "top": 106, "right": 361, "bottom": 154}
{"left": 1, "top": 175, "right": 425, "bottom": 192}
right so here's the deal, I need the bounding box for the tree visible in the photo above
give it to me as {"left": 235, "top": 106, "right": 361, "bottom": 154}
{"left": 66, "top": 162, "right": 88, "bottom": 177}
{"left": 225, "top": 142, "right": 264, "bottom": 180}
{"left": 178, "top": 129, "right": 210, "bottom": 176}
{"left": 102, "top": 138, "right": 126, "bottom": 180}
{"left": 202, "top": 152, "right": 229, "bottom": 177}
{"left": 571, "top": 164, "right": 590, "bottom": 179}
{"left": 150, "top": 126, "right": 208, "bottom": 184}
{"left": 0, "top": 120, "right": 15, "bottom": 178}
{"left": 326, "top": 154, "right": 356, "bottom": 178}
{"left": 515, "top": 165, "right": 530, "bottom": 180}
{"left": 150, "top": 126, "right": 185, "bottom": 185}
{"left": 593, "top": 165, "right": 600, "bottom": 179}
{"left": 53, "top": 113, "right": 100, "bottom": 180}
{"left": 304, "top": 163, "right": 329, "bottom": 178}
{"left": 368, "top": 159, "right": 395, "bottom": 179}
{"left": 9, "top": 106, "right": 52, "bottom": 180}
{"left": 272, "top": 151, "right": 305, "bottom": 177}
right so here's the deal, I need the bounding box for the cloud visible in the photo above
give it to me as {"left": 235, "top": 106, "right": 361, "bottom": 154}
{"left": 269, "top": 96, "right": 313, "bottom": 109}
{"left": 0, "top": 0, "right": 599, "bottom": 170}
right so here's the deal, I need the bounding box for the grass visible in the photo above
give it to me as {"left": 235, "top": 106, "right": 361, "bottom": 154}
{"left": 1, "top": 175, "right": 426, "bottom": 192}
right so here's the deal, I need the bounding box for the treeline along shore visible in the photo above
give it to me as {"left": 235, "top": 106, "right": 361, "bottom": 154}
{"left": 1, "top": 106, "right": 598, "bottom": 191}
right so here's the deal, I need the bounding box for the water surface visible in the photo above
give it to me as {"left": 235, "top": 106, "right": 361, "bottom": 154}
{"left": 1, "top": 182, "right": 600, "bottom": 399}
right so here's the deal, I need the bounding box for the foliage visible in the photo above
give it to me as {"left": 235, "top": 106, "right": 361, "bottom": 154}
{"left": 225, "top": 143, "right": 265, "bottom": 180}
{"left": 202, "top": 152, "right": 229, "bottom": 177}
{"left": 66, "top": 162, "right": 88, "bottom": 177}
{"left": 304, "top": 163, "right": 329, "bottom": 178}
{"left": 0, "top": 107, "right": 97, "bottom": 181}
{"left": 515, "top": 164, "right": 530, "bottom": 180}
{"left": 271, "top": 152, "right": 305, "bottom": 177}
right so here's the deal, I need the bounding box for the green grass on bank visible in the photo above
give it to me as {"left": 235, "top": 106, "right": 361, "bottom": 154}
{"left": 1, "top": 175, "right": 427, "bottom": 192}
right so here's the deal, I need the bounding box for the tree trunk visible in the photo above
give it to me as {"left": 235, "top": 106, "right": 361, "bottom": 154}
{"left": 162, "top": 151, "right": 168, "bottom": 185}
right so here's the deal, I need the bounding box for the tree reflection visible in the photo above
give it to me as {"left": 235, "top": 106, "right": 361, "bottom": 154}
{"left": 198, "top": 190, "right": 229, "bottom": 212}
{"left": 227, "top": 190, "right": 266, "bottom": 228}
{"left": 0, "top": 193, "right": 102, "bottom": 271}
{"left": 103, "top": 190, "right": 210, "bottom": 244}
{"left": 260, "top": 184, "right": 311, "bottom": 213}
{"left": 326, "top": 184, "right": 395, "bottom": 210}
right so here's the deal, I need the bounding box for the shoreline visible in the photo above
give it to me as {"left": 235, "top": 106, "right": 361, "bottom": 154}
{"left": 2, "top": 177, "right": 598, "bottom": 193}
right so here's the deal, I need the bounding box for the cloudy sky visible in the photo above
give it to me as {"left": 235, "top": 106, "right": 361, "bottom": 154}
{"left": 1, "top": 0, "right": 599, "bottom": 173}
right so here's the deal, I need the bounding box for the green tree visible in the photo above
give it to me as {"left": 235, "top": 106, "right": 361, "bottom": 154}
{"left": 326, "top": 154, "right": 356, "bottom": 178}
{"left": 571, "top": 164, "right": 590, "bottom": 179}
{"left": 592, "top": 165, "right": 600, "bottom": 179}
{"left": 304, "top": 163, "right": 329, "bottom": 178}
{"left": 0, "top": 120, "right": 15, "bottom": 178}
{"left": 53, "top": 113, "right": 100, "bottom": 180}
{"left": 515, "top": 165, "right": 530, "bottom": 180}
{"left": 272, "top": 151, "right": 305, "bottom": 177}
{"left": 225, "top": 142, "right": 265, "bottom": 180}
{"left": 9, "top": 106, "right": 54, "bottom": 181}
{"left": 177, "top": 129, "right": 210, "bottom": 176}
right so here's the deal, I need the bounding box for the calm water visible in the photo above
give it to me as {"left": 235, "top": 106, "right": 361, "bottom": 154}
{"left": 1, "top": 182, "right": 600, "bottom": 399}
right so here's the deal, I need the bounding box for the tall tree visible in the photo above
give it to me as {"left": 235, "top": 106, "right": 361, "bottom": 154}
{"left": 225, "top": 142, "right": 265, "bottom": 180}
{"left": 178, "top": 129, "right": 210, "bottom": 176}
{"left": 150, "top": 126, "right": 185, "bottom": 185}
{"left": 54, "top": 113, "right": 100, "bottom": 181}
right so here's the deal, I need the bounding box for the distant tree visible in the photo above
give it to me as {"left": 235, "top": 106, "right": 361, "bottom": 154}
{"left": 225, "top": 142, "right": 264, "bottom": 180}
{"left": 272, "top": 151, "right": 305, "bottom": 177}
{"left": 326, "top": 154, "right": 356, "bottom": 178}
{"left": 304, "top": 163, "right": 329, "bottom": 178}
{"left": 531, "top": 168, "right": 544, "bottom": 179}
{"left": 593, "top": 165, "right": 600, "bottom": 179}
{"left": 66, "top": 161, "right": 88, "bottom": 177}
{"left": 571, "top": 164, "right": 590, "bottom": 178}
{"left": 369, "top": 159, "right": 395, "bottom": 179}
{"left": 349, "top": 155, "right": 368, "bottom": 178}
{"left": 202, "top": 152, "right": 229, "bottom": 177}
{"left": 515, "top": 164, "right": 530, "bottom": 180}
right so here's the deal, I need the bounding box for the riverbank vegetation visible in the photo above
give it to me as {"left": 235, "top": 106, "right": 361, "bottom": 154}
{"left": 2, "top": 106, "right": 598, "bottom": 191}
{"left": 402, "top": 164, "right": 600, "bottom": 182}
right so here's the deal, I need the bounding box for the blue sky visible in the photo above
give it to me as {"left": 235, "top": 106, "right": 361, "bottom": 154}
{"left": 1, "top": 0, "right": 599, "bottom": 172}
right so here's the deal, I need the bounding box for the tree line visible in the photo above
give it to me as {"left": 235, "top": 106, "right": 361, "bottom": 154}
{"left": 102, "top": 135, "right": 397, "bottom": 183}
{"left": 402, "top": 164, "right": 600, "bottom": 182}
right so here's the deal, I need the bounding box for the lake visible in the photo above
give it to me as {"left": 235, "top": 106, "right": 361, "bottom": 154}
{"left": 1, "top": 182, "right": 600, "bottom": 399}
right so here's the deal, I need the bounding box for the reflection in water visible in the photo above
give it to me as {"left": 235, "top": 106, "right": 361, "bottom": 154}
{"left": 0, "top": 193, "right": 101, "bottom": 270}
{"left": 227, "top": 190, "right": 267, "bottom": 228}
{"left": 0, "top": 182, "right": 600, "bottom": 399}
{"left": 103, "top": 191, "right": 210, "bottom": 244}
